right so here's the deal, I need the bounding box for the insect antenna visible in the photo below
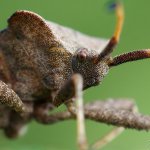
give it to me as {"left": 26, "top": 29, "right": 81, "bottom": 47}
{"left": 108, "top": 49, "right": 150, "bottom": 67}
{"left": 96, "top": 1, "right": 124, "bottom": 63}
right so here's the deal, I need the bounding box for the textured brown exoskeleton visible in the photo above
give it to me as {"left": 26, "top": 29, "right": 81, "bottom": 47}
{"left": 1, "top": 2, "right": 150, "bottom": 150}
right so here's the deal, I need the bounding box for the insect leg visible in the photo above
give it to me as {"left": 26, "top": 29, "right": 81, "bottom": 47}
{"left": 0, "top": 80, "right": 27, "bottom": 113}
{"left": 34, "top": 101, "right": 55, "bottom": 124}
{"left": 33, "top": 101, "right": 73, "bottom": 124}
{"left": 98, "top": 1, "right": 124, "bottom": 61}
{"left": 4, "top": 112, "right": 29, "bottom": 138}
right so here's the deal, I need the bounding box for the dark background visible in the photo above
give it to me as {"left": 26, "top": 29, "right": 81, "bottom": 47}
{"left": 0, "top": 0, "right": 150, "bottom": 150}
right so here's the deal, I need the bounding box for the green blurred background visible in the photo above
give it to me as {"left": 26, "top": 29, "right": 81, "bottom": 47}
{"left": 0, "top": 0, "right": 150, "bottom": 150}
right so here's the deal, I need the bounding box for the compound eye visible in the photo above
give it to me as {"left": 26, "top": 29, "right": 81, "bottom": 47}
{"left": 76, "top": 48, "right": 88, "bottom": 62}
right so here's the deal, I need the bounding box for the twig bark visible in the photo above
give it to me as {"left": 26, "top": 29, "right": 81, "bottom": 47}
{"left": 31, "top": 99, "right": 150, "bottom": 131}
{"left": 1, "top": 99, "right": 150, "bottom": 132}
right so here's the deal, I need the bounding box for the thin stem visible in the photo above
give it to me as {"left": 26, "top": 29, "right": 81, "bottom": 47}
{"left": 74, "top": 74, "right": 88, "bottom": 150}
{"left": 32, "top": 99, "right": 150, "bottom": 131}
{"left": 91, "top": 127, "right": 124, "bottom": 150}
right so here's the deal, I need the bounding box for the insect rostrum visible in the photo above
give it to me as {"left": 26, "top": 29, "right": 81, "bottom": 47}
{"left": 0, "top": 2, "right": 150, "bottom": 150}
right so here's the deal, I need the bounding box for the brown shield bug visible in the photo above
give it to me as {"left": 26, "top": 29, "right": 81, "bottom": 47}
{"left": 0, "top": 1, "right": 150, "bottom": 150}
